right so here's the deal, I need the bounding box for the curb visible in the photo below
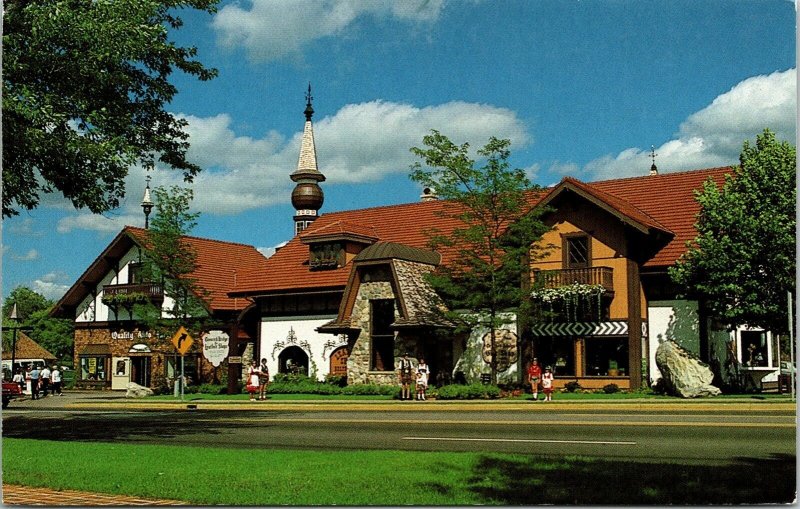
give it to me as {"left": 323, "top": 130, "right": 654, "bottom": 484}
{"left": 64, "top": 400, "right": 798, "bottom": 413}
{"left": 2, "top": 484, "right": 187, "bottom": 506}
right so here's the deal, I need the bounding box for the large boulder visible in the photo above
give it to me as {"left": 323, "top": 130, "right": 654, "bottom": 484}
{"left": 125, "top": 382, "right": 154, "bottom": 398}
{"left": 655, "top": 340, "right": 721, "bottom": 398}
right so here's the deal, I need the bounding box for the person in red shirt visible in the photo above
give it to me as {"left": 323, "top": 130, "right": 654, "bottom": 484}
{"left": 527, "top": 358, "right": 542, "bottom": 401}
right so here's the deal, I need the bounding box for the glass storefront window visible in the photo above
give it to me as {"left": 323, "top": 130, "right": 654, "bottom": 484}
{"left": 741, "top": 330, "right": 769, "bottom": 367}
{"left": 165, "top": 355, "right": 198, "bottom": 384}
{"left": 536, "top": 338, "right": 575, "bottom": 376}
{"left": 585, "top": 338, "right": 628, "bottom": 376}
{"left": 80, "top": 356, "right": 108, "bottom": 381}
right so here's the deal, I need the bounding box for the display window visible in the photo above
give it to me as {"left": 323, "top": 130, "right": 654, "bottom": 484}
{"left": 80, "top": 356, "right": 108, "bottom": 381}
{"left": 585, "top": 338, "right": 628, "bottom": 376}
{"left": 536, "top": 337, "right": 575, "bottom": 376}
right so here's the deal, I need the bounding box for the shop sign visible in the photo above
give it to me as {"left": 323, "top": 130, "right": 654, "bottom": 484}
{"left": 228, "top": 356, "right": 242, "bottom": 364}
{"left": 111, "top": 329, "right": 153, "bottom": 341}
{"left": 202, "top": 330, "right": 230, "bottom": 367}
{"left": 481, "top": 329, "right": 518, "bottom": 372}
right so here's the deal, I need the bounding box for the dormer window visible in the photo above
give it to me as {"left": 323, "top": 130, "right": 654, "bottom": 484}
{"left": 309, "top": 242, "right": 344, "bottom": 270}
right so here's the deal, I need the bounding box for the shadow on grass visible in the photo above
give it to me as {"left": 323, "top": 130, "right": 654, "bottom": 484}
{"left": 467, "top": 454, "right": 796, "bottom": 504}
{"left": 2, "top": 412, "right": 268, "bottom": 443}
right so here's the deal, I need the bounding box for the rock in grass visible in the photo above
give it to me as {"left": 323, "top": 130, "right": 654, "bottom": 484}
{"left": 125, "top": 382, "right": 154, "bottom": 398}
{"left": 655, "top": 340, "right": 721, "bottom": 398}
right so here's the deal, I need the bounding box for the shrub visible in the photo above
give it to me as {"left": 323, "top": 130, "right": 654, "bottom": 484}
{"left": 324, "top": 374, "right": 347, "bottom": 387}
{"left": 196, "top": 383, "right": 227, "bottom": 395}
{"left": 601, "top": 383, "right": 620, "bottom": 394}
{"left": 563, "top": 380, "right": 582, "bottom": 393}
{"left": 342, "top": 384, "right": 398, "bottom": 396}
{"left": 435, "top": 383, "right": 501, "bottom": 400}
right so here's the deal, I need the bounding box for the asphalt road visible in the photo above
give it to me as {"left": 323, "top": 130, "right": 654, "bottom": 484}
{"left": 4, "top": 405, "right": 795, "bottom": 466}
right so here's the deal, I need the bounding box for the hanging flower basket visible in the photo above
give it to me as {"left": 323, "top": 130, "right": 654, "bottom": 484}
{"left": 531, "top": 283, "right": 606, "bottom": 322}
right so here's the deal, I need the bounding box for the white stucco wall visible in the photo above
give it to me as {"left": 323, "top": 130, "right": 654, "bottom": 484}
{"left": 258, "top": 315, "right": 339, "bottom": 381}
{"left": 647, "top": 300, "right": 700, "bottom": 383}
{"left": 74, "top": 247, "right": 196, "bottom": 323}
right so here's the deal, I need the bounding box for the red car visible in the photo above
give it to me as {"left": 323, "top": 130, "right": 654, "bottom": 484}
{"left": 3, "top": 381, "right": 23, "bottom": 408}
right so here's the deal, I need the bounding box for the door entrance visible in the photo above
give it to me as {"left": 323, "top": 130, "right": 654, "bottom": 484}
{"left": 130, "top": 356, "right": 151, "bottom": 387}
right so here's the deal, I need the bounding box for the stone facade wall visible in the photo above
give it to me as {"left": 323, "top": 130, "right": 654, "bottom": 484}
{"left": 347, "top": 280, "right": 397, "bottom": 384}
{"left": 73, "top": 325, "right": 216, "bottom": 389}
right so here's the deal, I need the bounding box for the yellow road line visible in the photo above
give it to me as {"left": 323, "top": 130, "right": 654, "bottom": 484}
{"left": 220, "top": 417, "right": 796, "bottom": 428}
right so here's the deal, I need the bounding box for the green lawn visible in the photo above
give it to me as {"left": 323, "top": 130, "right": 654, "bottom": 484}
{"left": 3, "top": 438, "right": 794, "bottom": 505}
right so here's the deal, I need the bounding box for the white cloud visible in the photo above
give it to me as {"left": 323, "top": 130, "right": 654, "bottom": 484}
{"left": 11, "top": 249, "right": 39, "bottom": 262}
{"left": 581, "top": 68, "right": 797, "bottom": 181}
{"left": 53, "top": 99, "right": 529, "bottom": 232}
{"left": 212, "top": 0, "right": 445, "bottom": 62}
{"left": 32, "top": 272, "right": 72, "bottom": 300}
{"left": 56, "top": 213, "right": 139, "bottom": 234}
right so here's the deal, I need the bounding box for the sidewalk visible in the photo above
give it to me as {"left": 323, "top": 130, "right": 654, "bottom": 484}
{"left": 5, "top": 389, "right": 796, "bottom": 413}
{"left": 2, "top": 484, "right": 187, "bottom": 506}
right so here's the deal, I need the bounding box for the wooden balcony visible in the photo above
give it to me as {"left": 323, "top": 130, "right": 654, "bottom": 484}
{"left": 102, "top": 283, "right": 164, "bottom": 305}
{"left": 533, "top": 266, "right": 614, "bottom": 293}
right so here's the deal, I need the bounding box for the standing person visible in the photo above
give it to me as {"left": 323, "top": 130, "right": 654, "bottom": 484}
{"left": 416, "top": 357, "right": 429, "bottom": 401}
{"left": 39, "top": 365, "right": 51, "bottom": 397}
{"left": 398, "top": 353, "right": 414, "bottom": 401}
{"left": 258, "top": 358, "right": 270, "bottom": 401}
{"left": 51, "top": 365, "right": 63, "bottom": 396}
{"left": 12, "top": 369, "right": 25, "bottom": 393}
{"left": 246, "top": 361, "right": 260, "bottom": 401}
{"left": 29, "top": 365, "right": 41, "bottom": 400}
{"left": 541, "top": 366, "right": 554, "bottom": 402}
{"left": 527, "top": 358, "right": 542, "bottom": 401}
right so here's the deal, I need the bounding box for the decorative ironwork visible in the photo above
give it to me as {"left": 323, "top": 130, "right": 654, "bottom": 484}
{"left": 271, "top": 327, "right": 312, "bottom": 360}
{"left": 322, "top": 334, "right": 348, "bottom": 360}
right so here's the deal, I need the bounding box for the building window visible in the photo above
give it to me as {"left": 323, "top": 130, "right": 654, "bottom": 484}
{"left": 165, "top": 354, "right": 198, "bottom": 385}
{"left": 585, "top": 338, "right": 628, "bottom": 376}
{"left": 740, "top": 330, "right": 769, "bottom": 367}
{"left": 371, "top": 299, "right": 395, "bottom": 371}
{"left": 309, "top": 242, "right": 344, "bottom": 270}
{"left": 80, "top": 356, "right": 108, "bottom": 381}
{"left": 128, "top": 262, "right": 143, "bottom": 284}
{"left": 536, "top": 337, "right": 575, "bottom": 376}
{"left": 565, "top": 235, "right": 590, "bottom": 269}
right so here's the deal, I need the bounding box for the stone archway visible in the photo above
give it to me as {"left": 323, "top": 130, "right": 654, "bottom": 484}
{"left": 278, "top": 346, "right": 309, "bottom": 376}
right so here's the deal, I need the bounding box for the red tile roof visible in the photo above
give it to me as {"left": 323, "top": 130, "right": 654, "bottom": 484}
{"left": 591, "top": 167, "right": 730, "bottom": 267}
{"left": 124, "top": 227, "right": 271, "bottom": 311}
{"left": 53, "top": 227, "right": 270, "bottom": 317}
{"left": 232, "top": 167, "right": 732, "bottom": 295}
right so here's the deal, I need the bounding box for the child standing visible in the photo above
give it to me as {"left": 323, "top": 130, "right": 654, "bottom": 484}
{"left": 415, "top": 357, "right": 429, "bottom": 401}
{"left": 541, "top": 366, "right": 554, "bottom": 402}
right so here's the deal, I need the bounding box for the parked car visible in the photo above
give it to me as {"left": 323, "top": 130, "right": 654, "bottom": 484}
{"left": 2, "top": 381, "right": 22, "bottom": 408}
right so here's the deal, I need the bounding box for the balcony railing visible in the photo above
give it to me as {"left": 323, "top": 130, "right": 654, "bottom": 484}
{"left": 102, "top": 283, "right": 164, "bottom": 304}
{"left": 533, "top": 267, "right": 614, "bottom": 293}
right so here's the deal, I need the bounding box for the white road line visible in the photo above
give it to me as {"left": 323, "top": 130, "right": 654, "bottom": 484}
{"left": 402, "top": 436, "right": 637, "bottom": 445}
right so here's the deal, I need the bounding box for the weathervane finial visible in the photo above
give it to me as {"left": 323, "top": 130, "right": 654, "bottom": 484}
{"left": 304, "top": 82, "right": 314, "bottom": 121}
{"left": 649, "top": 145, "right": 658, "bottom": 176}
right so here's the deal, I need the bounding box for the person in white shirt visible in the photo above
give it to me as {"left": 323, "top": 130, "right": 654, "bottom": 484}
{"left": 51, "top": 366, "right": 63, "bottom": 396}
{"left": 12, "top": 369, "right": 24, "bottom": 392}
{"left": 39, "top": 366, "right": 51, "bottom": 397}
{"left": 415, "top": 358, "right": 429, "bottom": 401}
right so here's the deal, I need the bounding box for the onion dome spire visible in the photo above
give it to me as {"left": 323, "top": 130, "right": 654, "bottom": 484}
{"left": 141, "top": 174, "right": 154, "bottom": 229}
{"left": 291, "top": 83, "right": 326, "bottom": 235}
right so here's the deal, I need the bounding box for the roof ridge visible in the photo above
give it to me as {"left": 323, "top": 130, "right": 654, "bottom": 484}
{"left": 589, "top": 166, "right": 734, "bottom": 186}
{"left": 123, "top": 225, "right": 261, "bottom": 251}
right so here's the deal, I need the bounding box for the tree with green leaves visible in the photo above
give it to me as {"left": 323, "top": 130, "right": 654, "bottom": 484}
{"left": 2, "top": 0, "right": 218, "bottom": 218}
{"left": 2, "top": 287, "right": 74, "bottom": 362}
{"left": 670, "top": 129, "right": 796, "bottom": 336}
{"left": 133, "top": 186, "right": 215, "bottom": 341}
{"left": 410, "top": 131, "right": 551, "bottom": 383}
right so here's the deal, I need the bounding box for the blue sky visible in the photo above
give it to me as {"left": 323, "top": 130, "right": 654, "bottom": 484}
{"left": 3, "top": 0, "right": 796, "bottom": 301}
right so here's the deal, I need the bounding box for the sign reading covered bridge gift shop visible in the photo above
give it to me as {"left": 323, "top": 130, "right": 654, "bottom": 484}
{"left": 531, "top": 321, "right": 629, "bottom": 336}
